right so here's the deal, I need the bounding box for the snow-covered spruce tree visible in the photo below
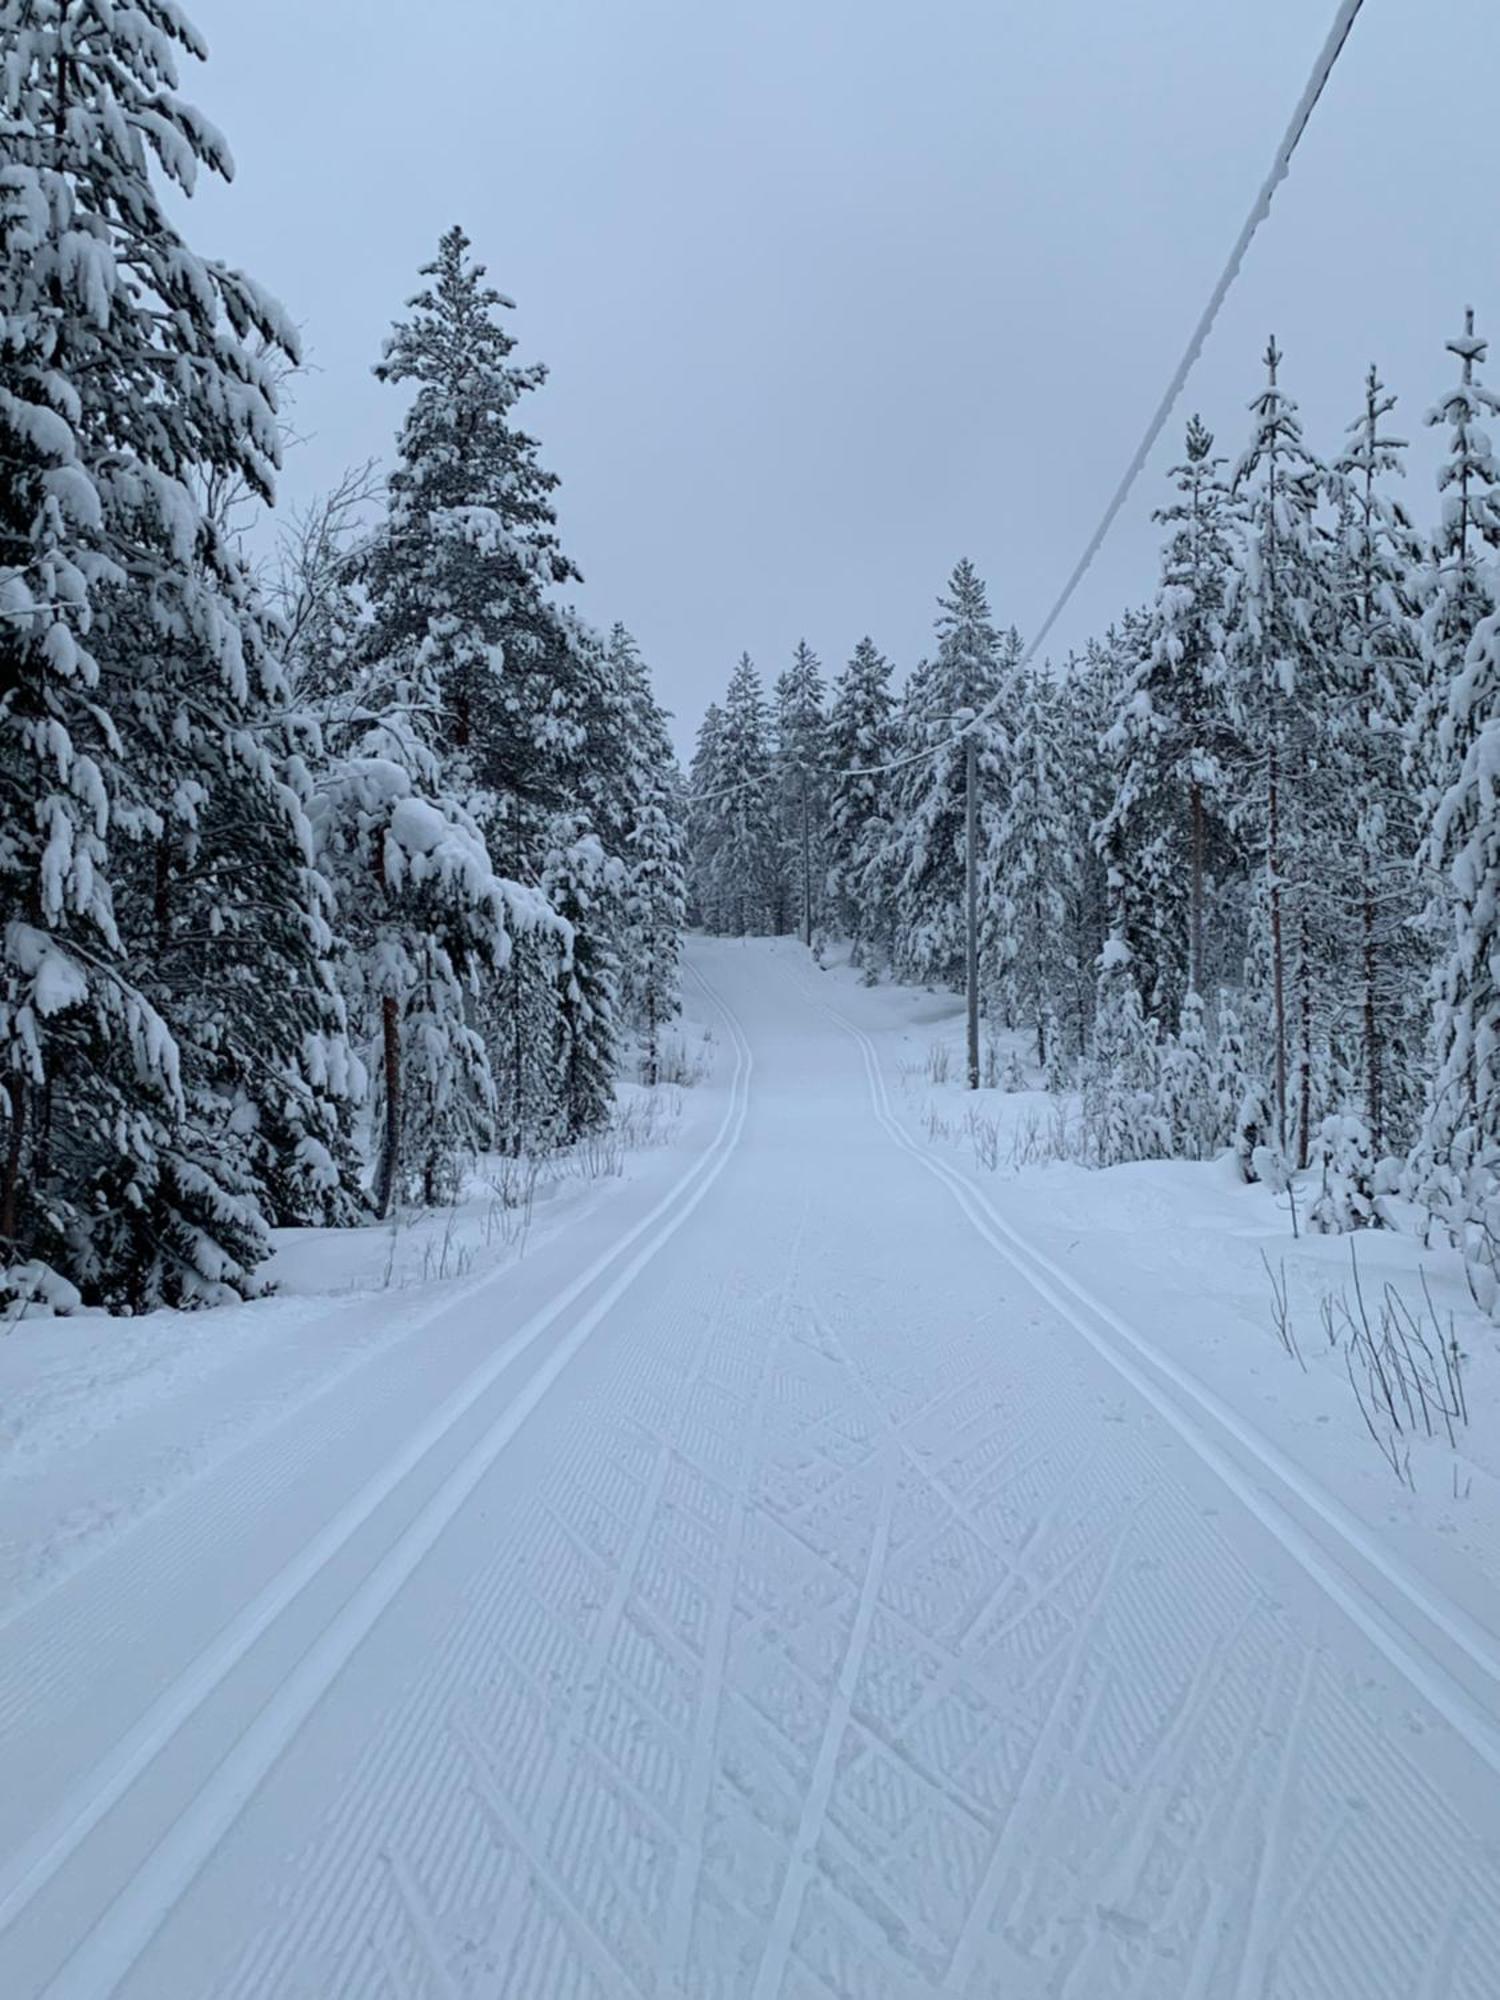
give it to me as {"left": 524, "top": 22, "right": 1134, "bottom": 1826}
{"left": 481, "top": 824, "right": 569, "bottom": 1160}
{"left": 1326, "top": 367, "right": 1425, "bottom": 1156}
{"left": 364, "top": 232, "right": 654, "bottom": 1168}
{"left": 543, "top": 821, "right": 624, "bottom": 1140}
{"left": 1415, "top": 621, "right": 1500, "bottom": 1300}
{"left": 357, "top": 227, "right": 584, "bottom": 1201}
{"left": 529, "top": 610, "right": 643, "bottom": 1126}
{"left": 774, "top": 641, "right": 829, "bottom": 939}
{"left": 1410, "top": 315, "right": 1500, "bottom": 1305}
{"left": 714, "top": 655, "right": 780, "bottom": 934}
{"left": 489, "top": 915, "right": 565, "bottom": 1156}
{"left": 1213, "top": 993, "right": 1249, "bottom": 1153}
{"left": 367, "top": 226, "right": 581, "bottom": 832}
{"left": 882, "top": 561, "right": 1017, "bottom": 989}
{"left": 258, "top": 473, "right": 393, "bottom": 1228}
{"left": 984, "top": 667, "right": 1075, "bottom": 1063}
{"left": 307, "top": 716, "right": 546, "bottom": 1213}
{"left": 607, "top": 625, "right": 685, "bottom": 1084}
{"left": 1308, "top": 1111, "right": 1377, "bottom": 1235}
{"left": 490, "top": 608, "right": 642, "bottom": 1152}
{"left": 686, "top": 701, "right": 729, "bottom": 932}
{"left": 0, "top": 0, "right": 356, "bottom": 1307}
{"left": 270, "top": 472, "right": 573, "bottom": 1217}
{"left": 1083, "top": 943, "right": 1166, "bottom": 1168}
{"left": 1055, "top": 637, "right": 1126, "bottom": 1061}
{"left": 626, "top": 782, "right": 685, "bottom": 1083}
{"left": 1233, "top": 1072, "right": 1279, "bottom": 1186}
{"left": 1092, "top": 611, "right": 1155, "bottom": 1014}
{"left": 1159, "top": 985, "right": 1218, "bottom": 1160}
{"left": 107, "top": 617, "right": 355, "bottom": 1257}
{"left": 544, "top": 609, "right": 642, "bottom": 865}
{"left": 773, "top": 640, "right": 829, "bottom": 946}
{"left": 1100, "top": 419, "right": 1242, "bottom": 1025}
{"left": 1410, "top": 310, "right": 1500, "bottom": 821}
{"left": 825, "top": 637, "right": 897, "bottom": 964}
{"left": 1225, "top": 339, "right": 1329, "bottom": 1167}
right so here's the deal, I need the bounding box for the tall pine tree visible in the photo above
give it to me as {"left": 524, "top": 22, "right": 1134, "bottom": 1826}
{"left": 1225, "top": 339, "right": 1328, "bottom": 1163}
{"left": 825, "top": 637, "right": 898, "bottom": 964}
{"left": 1327, "top": 367, "right": 1424, "bottom": 1152}
{"left": 0, "top": 0, "right": 347, "bottom": 1306}
{"left": 985, "top": 668, "right": 1076, "bottom": 1063}
{"left": 714, "top": 655, "right": 780, "bottom": 935}
{"left": 1100, "top": 419, "right": 1241, "bottom": 1023}
{"left": 1411, "top": 313, "right": 1500, "bottom": 1299}
{"left": 608, "top": 625, "right": 685, "bottom": 1084}
{"left": 881, "top": 561, "right": 1016, "bottom": 989}
{"left": 362, "top": 228, "right": 574, "bottom": 1199}
{"left": 773, "top": 640, "right": 829, "bottom": 946}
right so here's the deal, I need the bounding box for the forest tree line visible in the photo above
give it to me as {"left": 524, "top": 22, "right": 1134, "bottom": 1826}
{"left": 688, "top": 326, "right": 1500, "bottom": 1307}
{"left": 1, "top": 8, "right": 685, "bottom": 1313}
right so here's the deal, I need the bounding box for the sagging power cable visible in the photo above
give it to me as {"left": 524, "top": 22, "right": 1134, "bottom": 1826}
{"left": 690, "top": 0, "right": 1369, "bottom": 808}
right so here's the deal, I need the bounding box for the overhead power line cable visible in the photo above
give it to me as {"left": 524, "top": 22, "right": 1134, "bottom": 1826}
{"left": 1017, "top": 0, "right": 1369, "bottom": 675}
{"left": 690, "top": 0, "right": 1369, "bottom": 806}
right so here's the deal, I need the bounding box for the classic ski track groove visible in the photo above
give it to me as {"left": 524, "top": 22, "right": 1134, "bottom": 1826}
{"left": 11, "top": 967, "right": 754, "bottom": 2000}
{"left": 658, "top": 1221, "right": 804, "bottom": 1993}
{"left": 749, "top": 1451, "right": 896, "bottom": 2000}
{"left": 806, "top": 1305, "right": 1036, "bottom": 1576}
{"left": 475, "top": 1257, "right": 729, "bottom": 1970}
{"left": 1223, "top": 1648, "right": 1318, "bottom": 2000}
{"left": 822, "top": 990, "right": 1500, "bottom": 1779}
{"left": 456, "top": 1709, "right": 653, "bottom": 2000}
{"left": 939, "top": 1500, "right": 1144, "bottom": 1992}
{"left": 0, "top": 1196, "right": 569, "bottom": 1646}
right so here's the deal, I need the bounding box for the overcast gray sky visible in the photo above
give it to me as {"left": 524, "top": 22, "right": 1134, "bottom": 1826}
{"left": 181, "top": 0, "right": 1497, "bottom": 749}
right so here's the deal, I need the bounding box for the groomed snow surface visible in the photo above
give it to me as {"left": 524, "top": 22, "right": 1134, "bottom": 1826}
{"left": 2, "top": 937, "right": 1498, "bottom": 1999}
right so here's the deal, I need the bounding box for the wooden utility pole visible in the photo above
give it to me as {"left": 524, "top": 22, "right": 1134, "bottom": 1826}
{"left": 965, "top": 733, "right": 980, "bottom": 1090}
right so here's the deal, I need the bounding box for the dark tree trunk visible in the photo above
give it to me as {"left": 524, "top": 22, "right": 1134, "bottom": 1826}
{"left": 800, "top": 768, "right": 813, "bottom": 949}
{"left": 1362, "top": 888, "right": 1382, "bottom": 1152}
{"left": 374, "top": 995, "right": 401, "bottom": 1220}
{"left": 1267, "top": 735, "right": 1288, "bottom": 1155}
{"left": 644, "top": 979, "right": 660, "bottom": 1088}
{"left": 1, "top": 1075, "right": 26, "bottom": 1250}
{"left": 1189, "top": 778, "right": 1205, "bottom": 999}
{"left": 154, "top": 833, "right": 172, "bottom": 959}
{"left": 510, "top": 988, "right": 526, "bottom": 1158}
{"left": 965, "top": 735, "right": 980, "bottom": 1092}
{"left": 1296, "top": 911, "right": 1313, "bottom": 1172}
{"left": 34, "top": 1076, "right": 53, "bottom": 1198}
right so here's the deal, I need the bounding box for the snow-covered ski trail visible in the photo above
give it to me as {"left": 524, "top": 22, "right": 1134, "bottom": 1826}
{"left": 816, "top": 975, "right": 1500, "bottom": 1777}
{"left": 2, "top": 938, "right": 1499, "bottom": 1999}
{"left": 28, "top": 986, "right": 752, "bottom": 2000}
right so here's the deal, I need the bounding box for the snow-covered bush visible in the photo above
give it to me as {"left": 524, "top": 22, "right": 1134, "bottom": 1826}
{"left": 1308, "top": 1112, "right": 1377, "bottom": 1234}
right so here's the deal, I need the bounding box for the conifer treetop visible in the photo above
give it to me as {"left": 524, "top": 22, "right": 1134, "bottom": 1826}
{"left": 1426, "top": 308, "right": 1500, "bottom": 561}
{"left": 376, "top": 223, "right": 577, "bottom": 588}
